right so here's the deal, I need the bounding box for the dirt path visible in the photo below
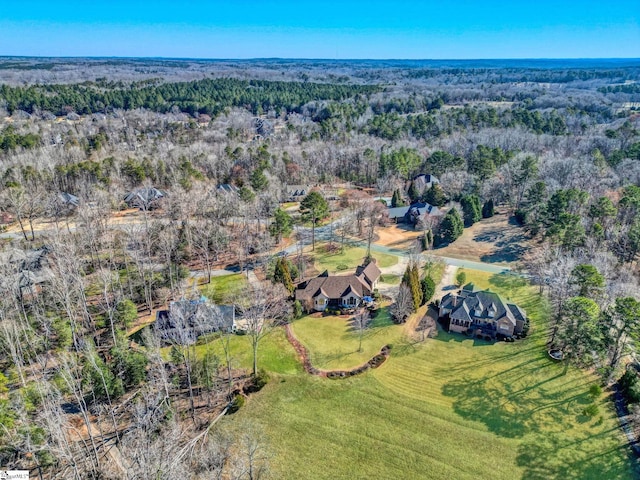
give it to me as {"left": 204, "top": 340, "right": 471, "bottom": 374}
{"left": 434, "top": 264, "right": 457, "bottom": 300}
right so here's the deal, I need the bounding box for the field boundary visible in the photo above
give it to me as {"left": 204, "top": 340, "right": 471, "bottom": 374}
{"left": 284, "top": 324, "right": 389, "bottom": 378}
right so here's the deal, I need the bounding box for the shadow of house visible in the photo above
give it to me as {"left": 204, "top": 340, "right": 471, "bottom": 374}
{"left": 154, "top": 297, "right": 236, "bottom": 345}
{"left": 124, "top": 187, "right": 165, "bottom": 210}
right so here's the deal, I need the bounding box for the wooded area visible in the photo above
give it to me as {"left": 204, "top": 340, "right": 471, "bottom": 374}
{"left": 0, "top": 57, "right": 639, "bottom": 479}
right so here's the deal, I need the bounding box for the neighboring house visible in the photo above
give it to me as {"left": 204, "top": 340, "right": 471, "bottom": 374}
{"left": 438, "top": 284, "right": 527, "bottom": 339}
{"left": 59, "top": 192, "right": 80, "bottom": 209}
{"left": 154, "top": 297, "right": 236, "bottom": 344}
{"left": 283, "top": 185, "right": 311, "bottom": 202}
{"left": 124, "top": 187, "right": 165, "bottom": 209}
{"left": 387, "top": 201, "right": 442, "bottom": 226}
{"left": 295, "top": 262, "right": 381, "bottom": 312}
{"left": 0, "top": 245, "right": 54, "bottom": 294}
{"left": 410, "top": 174, "right": 440, "bottom": 193}
{"left": 216, "top": 184, "right": 239, "bottom": 195}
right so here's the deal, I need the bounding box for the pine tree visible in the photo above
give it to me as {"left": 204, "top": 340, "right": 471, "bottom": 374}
{"left": 421, "top": 276, "right": 436, "bottom": 305}
{"left": 482, "top": 199, "right": 495, "bottom": 218}
{"left": 391, "top": 189, "right": 405, "bottom": 208}
{"left": 435, "top": 208, "right": 464, "bottom": 246}
{"left": 461, "top": 195, "right": 482, "bottom": 227}
{"left": 423, "top": 184, "right": 446, "bottom": 207}
{"left": 407, "top": 181, "right": 420, "bottom": 203}
{"left": 273, "top": 258, "right": 295, "bottom": 294}
{"left": 409, "top": 264, "right": 423, "bottom": 311}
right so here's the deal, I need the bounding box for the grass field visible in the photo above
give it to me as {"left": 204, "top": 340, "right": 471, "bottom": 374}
{"left": 218, "top": 269, "right": 635, "bottom": 479}
{"left": 313, "top": 243, "right": 397, "bottom": 273}
{"left": 291, "top": 307, "right": 406, "bottom": 370}
{"left": 199, "top": 273, "right": 248, "bottom": 304}
{"left": 380, "top": 273, "right": 402, "bottom": 285}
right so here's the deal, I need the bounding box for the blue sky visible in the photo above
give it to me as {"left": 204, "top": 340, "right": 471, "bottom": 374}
{"left": 0, "top": 0, "right": 638, "bottom": 58}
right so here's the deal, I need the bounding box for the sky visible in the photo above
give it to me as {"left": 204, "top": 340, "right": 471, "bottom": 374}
{"left": 0, "top": 0, "right": 638, "bottom": 59}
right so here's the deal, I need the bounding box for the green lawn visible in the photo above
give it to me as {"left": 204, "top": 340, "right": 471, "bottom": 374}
{"left": 199, "top": 273, "right": 248, "bottom": 304}
{"left": 219, "top": 268, "right": 635, "bottom": 480}
{"left": 380, "top": 273, "right": 402, "bottom": 285}
{"left": 161, "top": 327, "right": 301, "bottom": 375}
{"left": 314, "top": 243, "right": 398, "bottom": 273}
{"left": 291, "top": 308, "right": 405, "bottom": 370}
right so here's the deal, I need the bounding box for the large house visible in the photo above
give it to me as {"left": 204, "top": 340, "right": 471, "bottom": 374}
{"left": 283, "top": 185, "right": 311, "bottom": 203}
{"left": 295, "top": 262, "right": 381, "bottom": 313}
{"left": 439, "top": 284, "right": 527, "bottom": 339}
{"left": 124, "top": 187, "right": 165, "bottom": 210}
{"left": 154, "top": 297, "right": 236, "bottom": 344}
{"left": 388, "top": 201, "right": 442, "bottom": 226}
{"left": 411, "top": 174, "right": 440, "bottom": 193}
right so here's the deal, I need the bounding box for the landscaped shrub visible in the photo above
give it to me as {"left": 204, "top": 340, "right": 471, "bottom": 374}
{"left": 245, "top": 369, "right": 270, "bottom": 393}
{"left": 582, "top": 403, "right": 599, "bottom": 418}
{"left": 589, "top": 384, "right": 602, "bottom": 399}
{"left": 336, "top": 263, "right": 349, "bottom": 271}
{"left": 227, "top": 394, "right": 245, "bottom": 414}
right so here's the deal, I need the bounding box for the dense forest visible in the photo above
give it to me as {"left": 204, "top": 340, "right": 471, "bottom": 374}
{"left": 0, "top": 58, "right": 640, "bottom": 479}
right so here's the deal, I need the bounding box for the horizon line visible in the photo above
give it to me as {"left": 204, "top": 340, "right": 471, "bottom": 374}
{"left": 1, "top": 55, "right": 640, "bottom": 62}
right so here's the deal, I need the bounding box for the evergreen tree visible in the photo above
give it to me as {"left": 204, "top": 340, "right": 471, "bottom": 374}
{"left": 407, "top": 181, "right": 420, "bottom": 203}
{"left": 391, "top": 189, "right": 405, "bottom": 208}
{"left": 250, "top": 168, "right": 269, "bottom": 191}
{"left": 300, "top": 191, "right": 329, "bottom": 251}
{"left": 273, "top": 258, "right": 295, "bottom": 295}
{"left": 423, "top": 183, "right": 446, "bottom": 207}
{"left": 435, "top": 208, "right": 464, "bottom": 246}
{"left": 482, "top": 199, "right": 495, "bottom": 218}
{"left": 461, "top": 194, "right": 482, "bottom": 227}
{"left": 421, "top": 276, "right": 436, "bottom": 306}
{"left": 409, "top": 264, "right": 423, "bottom": 311}
{"left": 269, "top": 208, "right": 293, "bottom": 243}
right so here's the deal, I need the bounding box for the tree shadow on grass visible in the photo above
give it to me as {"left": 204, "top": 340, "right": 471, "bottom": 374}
{"left": 516, "top": 432, "right": 635, "bottom": 480}
{"left": 441, "top": 360, "right": 592, "bottom": 439}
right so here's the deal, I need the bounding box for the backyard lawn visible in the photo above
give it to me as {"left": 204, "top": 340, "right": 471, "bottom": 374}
{"left": 313, "top": 243, "right": 397, "bottom": 273}
{"left": 291, "top": 307, "right": 405, "bottom": 370}
{"left": 199, "top": 273, "right": 248, "bottom": 304}
{"left": 219, "top": 268, "right": 635, "bottom": 480}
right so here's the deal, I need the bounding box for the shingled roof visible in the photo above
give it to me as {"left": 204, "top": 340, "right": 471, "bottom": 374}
{"left": 295, "top": 275, "right": 370, "bottom": 303}
{"left": 355, "top": 261, "right": 381, "bottom": 289}
{"left": 441, "top": 289, "right": 525, "bottom": 327}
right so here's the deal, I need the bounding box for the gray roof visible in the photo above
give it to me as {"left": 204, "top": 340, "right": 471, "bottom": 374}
{"left": 154, "top": 298, "right": 235, "bottom": 344}
{"left": 388, "top": 206, "right": 410, "bottom": 219}
{"left": 59, "top": 192, "right": 79, "bottom": 207}
{"left": 412, "top": 174, "right": 440, "bottom": 192}
{"left": 217, "top": 184, "right": 239, "bottom": 194}
{"left": 124, "top": 188, "right": 165, "bottom": 207}
{"left": 441, "top": 289, "right": 526, "bottom": 327}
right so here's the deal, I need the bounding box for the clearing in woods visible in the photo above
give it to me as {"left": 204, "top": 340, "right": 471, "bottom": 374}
{"left": 220, "top": 269, "right": 635, "bottom": 480}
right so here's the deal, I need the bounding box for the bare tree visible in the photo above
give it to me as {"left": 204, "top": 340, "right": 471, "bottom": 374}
{"left": 390, "top": 284, "right": 413, "bottom": 324}
{"left": 237, "top": 282, "right": 290, "bottom": 376}
{"left": 352, "top": 308, "right": 371, "bottom": 353}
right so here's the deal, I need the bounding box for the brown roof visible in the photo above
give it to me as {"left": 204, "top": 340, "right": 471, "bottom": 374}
{"left": 295, "top": 274, "right": 372, "bottom": 303}
{"left": 355, "top": 262, "right": 381, "bottom": 288}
